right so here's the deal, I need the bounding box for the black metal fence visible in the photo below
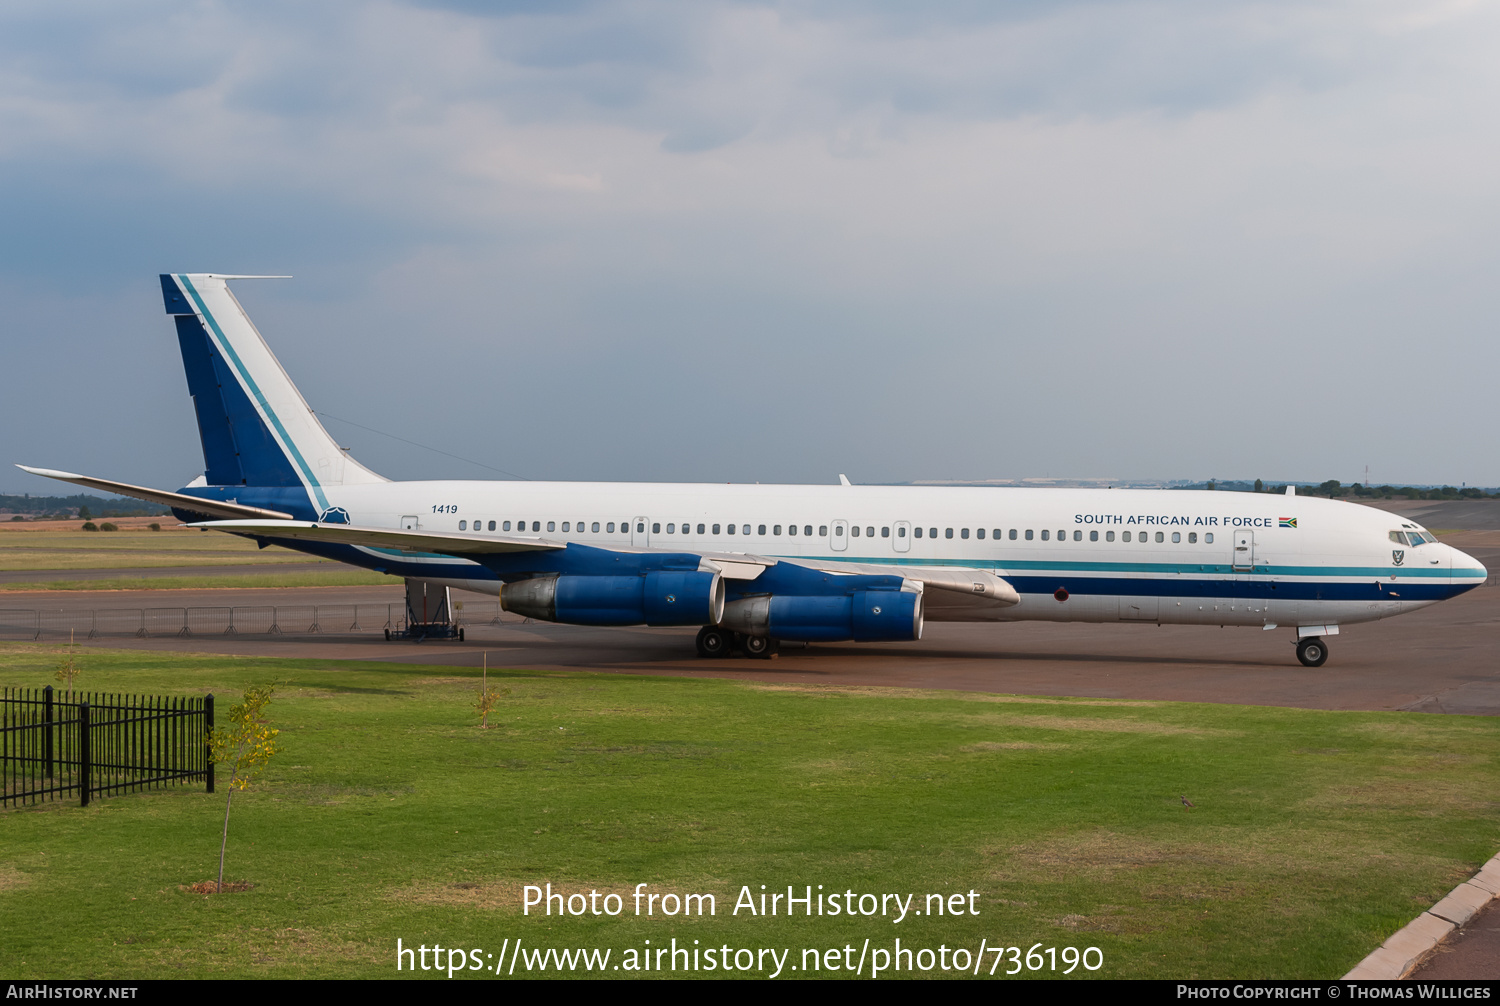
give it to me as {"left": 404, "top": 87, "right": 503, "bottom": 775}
{"left": 1, "top": 685, "right": 213, "bottom": 807}
{"left": 0, "top": 601, "right": 505, "bottom": 641}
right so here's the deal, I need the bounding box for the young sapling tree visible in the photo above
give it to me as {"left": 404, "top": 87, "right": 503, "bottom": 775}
{"left": 54, "top": 629, "right": 81, "bottom": 692}
{"left": 206, "top": 685, "right": 281, "bottom": 893}
{"left": 474, "top": 653, "right": 507, "bottom": 729}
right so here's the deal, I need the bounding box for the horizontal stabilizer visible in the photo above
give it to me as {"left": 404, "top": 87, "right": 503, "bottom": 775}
{"left": 190, "top": 519, "right": 568, "bottom": 555}
{"left": 15, "top": 466, "right": 295, "bottom": 521}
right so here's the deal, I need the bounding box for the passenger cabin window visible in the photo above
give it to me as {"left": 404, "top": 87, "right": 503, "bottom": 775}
{"left": 1073, "top": 530, "right": 1082, "bottom": 541}
{"left": 1025, "top": 529, "right": 1033, "bottom": 540}
{"left": 1058, "top": 530, "right": 1066, "bottom": 540}
{"left": 548, "top": 522, "right": 556, "bottom": 532}
{"left": 773, "top": 525, "right": 782, "bottom": 535}
{"left": 503, "top": 521, "right": 511, "bottom": 531}
{"left": 1041, "top": 530, "right": 1050, "bottom": 541}
{"left": 1154, "top": 531, "right": 1164, "bottom": 543}
{"left": 818, "top": 525, "right": 827, "bottom": 536}
{"left": 851, "top": 525, "right": 861, "bottom": 537}
{"left": 606, "top": 522, "right": 615, "bottom": 533}
{"left": 1009, "top": 529, "right": 1017, "bottom": 540}
{"left": 945, "top": 528, "right": 954, "bottom": 539}
{"left": 1090, "top": 530, "right": 1098, "bottom": 541}
{"left": 533, "top": 521, "right": 541, "bottom": 532}
{"left": 727, "top": 524, "right": 736, "bottom": 534}
{"left": 459, "top": 520, "right": 467, "bottom": 530}
{"left": 1106, "top": 531, "right": 1114, "bottom": 541}
{"left": 666, "top": 523, "right": 675, "bottom": 533}
{"left": 1188, "top": 532, "right": 1196, "bottom": 543}
{"left": 698, "top": 524, "right": 706, "bottom": 534}
{"left": 960, "top": 528, "right": 969, "bottom": 539}
{"left": 562, "top": 522, "right": 570, "bottom": 532}
{"left": 713, "top": 524, "right": 721, "bottom": 534}
{"left": 914, "top": 527, "right": 923, "bottom": 538}
{"left": 1122, "top": 531, "right": 1131, "bottom": 542}
{"left": 652, "top": 523, "right": 661, "bottom": 533}
{"left": 489, "top": 521, "right": 496, "bottom": 531}
{"left": 929, "top": 528, "right": 937, "bottom": 538}
{"left": 1205, "top": 533, "right": 1214, "bottom": 543}
{"left": 592, "top": 522, "right": 601, "bottom": 532}
{"left": 742, "top": 525, "right": 750, "bottom": 535}
{"left": 881, "top": 527, "right": 890, "bottom": 538}
{"left": 1172, "top": 532, "right": 1180, "bottom": 543}
{"left": 976, "top": 528, "right": 985, "bottom": 539}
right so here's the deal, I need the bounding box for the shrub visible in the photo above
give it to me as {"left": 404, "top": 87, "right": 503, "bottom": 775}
{"left": 149, "top": 522, "right": 161, "bottom": 531}
{"left": 81, "top": 522, "right": 98, "bottom": 532}
{"left": 99, "top": 522, "right": 118, "bottom": 532}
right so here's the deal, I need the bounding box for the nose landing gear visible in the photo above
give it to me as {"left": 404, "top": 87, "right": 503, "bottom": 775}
{"left": 1296, "top": 636, "right": 1329, "bottom": 667}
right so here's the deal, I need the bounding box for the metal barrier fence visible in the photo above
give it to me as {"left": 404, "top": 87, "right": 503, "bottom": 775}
{"left": 0, "top": 601, "right": 504, "bottom": 641}
{"left": 1, "top": 685, "right": 212, "bottom": 807}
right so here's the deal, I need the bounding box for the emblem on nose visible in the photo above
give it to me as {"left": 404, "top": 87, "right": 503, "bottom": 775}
{"left": 1392, "top": 549, "right": 1405, "bottom": 566}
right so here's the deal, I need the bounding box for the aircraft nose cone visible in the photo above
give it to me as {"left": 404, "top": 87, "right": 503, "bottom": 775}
{"left": 1451, "top": 546, "right": 1488, "bottom": 585}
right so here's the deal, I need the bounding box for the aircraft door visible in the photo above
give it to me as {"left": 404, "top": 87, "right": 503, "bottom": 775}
{"left": 631, "top": 517, "right": 650, "bottom": 548}
{"left": 831, "top": 520, "right": 848, "bottom": 552}
{"left": 894, "top": 521, "right": 911, "bottom": 552}
{"left": 1232, "top": 531, "right": 1255, "bottom": 572}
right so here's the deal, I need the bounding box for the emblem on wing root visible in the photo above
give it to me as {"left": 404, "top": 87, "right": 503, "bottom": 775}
{"left": 318, "top": 507, "right": 351, "bottom": 525}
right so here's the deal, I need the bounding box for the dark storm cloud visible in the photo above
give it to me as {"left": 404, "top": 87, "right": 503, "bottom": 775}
{"left": 1, "top": 1, "right": 1498, "bottom": 492}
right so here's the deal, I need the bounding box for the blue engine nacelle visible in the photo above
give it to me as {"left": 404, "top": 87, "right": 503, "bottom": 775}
{"left": 721, "top": 588, "right": 923, "bottom": 643}
{"left": 501, "top": 571, "right": 725, "bottom": 627}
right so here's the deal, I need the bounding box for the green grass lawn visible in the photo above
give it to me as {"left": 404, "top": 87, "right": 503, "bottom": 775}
{"left": 1, "top": 644, "right": 1496, "bottom": 980}
{"left": 0, "top": 530, "right": 326, "bottom": 571}
{"left": 0, "top": 570, "right": 401, "bottom": 591}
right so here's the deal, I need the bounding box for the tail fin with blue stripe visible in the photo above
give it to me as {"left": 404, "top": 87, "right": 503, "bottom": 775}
{"left": 161, "top": 273, "right": 385, "bottom": 511}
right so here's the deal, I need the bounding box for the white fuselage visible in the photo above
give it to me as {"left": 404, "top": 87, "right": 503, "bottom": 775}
{"left": 298, "top": 481, "right": 1485, "bottom": 631}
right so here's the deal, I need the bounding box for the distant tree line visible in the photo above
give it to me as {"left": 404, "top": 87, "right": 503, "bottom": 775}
{"left": 0, "top": 492, "right": 171, "bottom": 519}
{"left": 1181, "top": 480, "right": 1496, "bottom": 500}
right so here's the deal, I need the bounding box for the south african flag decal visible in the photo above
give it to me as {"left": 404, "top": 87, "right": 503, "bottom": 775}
{"left": 1279, "top": 517, "right": 1297, "bottom": 528}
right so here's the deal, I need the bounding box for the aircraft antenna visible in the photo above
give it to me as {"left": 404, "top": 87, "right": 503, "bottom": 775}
{"left": 316, "top": 411, "right": 529, "bottom": 480}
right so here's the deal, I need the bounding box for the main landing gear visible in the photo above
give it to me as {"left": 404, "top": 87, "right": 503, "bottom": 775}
{"left": 1296, "top": 636, "right": 1329, "bottom": 667}
{"left": 695, "top": 626, "right": 778, "bottom": 660}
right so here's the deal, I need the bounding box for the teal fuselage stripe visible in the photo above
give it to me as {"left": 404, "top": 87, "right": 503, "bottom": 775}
{"left": 782, "top": 553, "right": 1477, "bottom": 580}
{"left": 177, "top": 275, "right": 331, "bottom": 512}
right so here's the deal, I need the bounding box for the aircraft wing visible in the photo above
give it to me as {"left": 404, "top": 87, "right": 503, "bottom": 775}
{"left": 189, "top": 517, "right": 1014, "bottom": 602}
{"left": 16, "top": 466, "right": 296, "bottom": 521}
{"left": 191, "top": 519, "right": 568, "bottom": 555}
{"left": 791, "top": 559, "right": 1020, "bottom": 605}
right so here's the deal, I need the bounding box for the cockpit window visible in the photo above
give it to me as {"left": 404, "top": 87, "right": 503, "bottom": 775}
{"left": 1392, "top": 530, "right": 1434, "bottom": 546}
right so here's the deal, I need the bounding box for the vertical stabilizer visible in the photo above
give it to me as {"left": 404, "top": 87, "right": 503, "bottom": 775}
{"left": 161, "top": 273, "right": 386, "bottom": 509}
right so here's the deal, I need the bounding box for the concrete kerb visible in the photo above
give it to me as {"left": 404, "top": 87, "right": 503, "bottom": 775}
{"left": 1342, "top": 851, "right": 1500, "bottom": 979}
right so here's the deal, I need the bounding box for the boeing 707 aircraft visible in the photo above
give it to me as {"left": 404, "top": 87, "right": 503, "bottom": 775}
{"left": 19, "top": 274, "right": 1489, "bottom": 666}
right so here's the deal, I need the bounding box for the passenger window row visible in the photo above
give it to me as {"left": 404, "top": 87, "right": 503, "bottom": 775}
{"left": 449, "top": 518, "right": 1213, "bottom": 546}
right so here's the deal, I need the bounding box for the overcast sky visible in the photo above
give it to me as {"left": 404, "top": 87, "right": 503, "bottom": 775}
{"left": 4, "top": 1, "right": 1499, "bottom": 492}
